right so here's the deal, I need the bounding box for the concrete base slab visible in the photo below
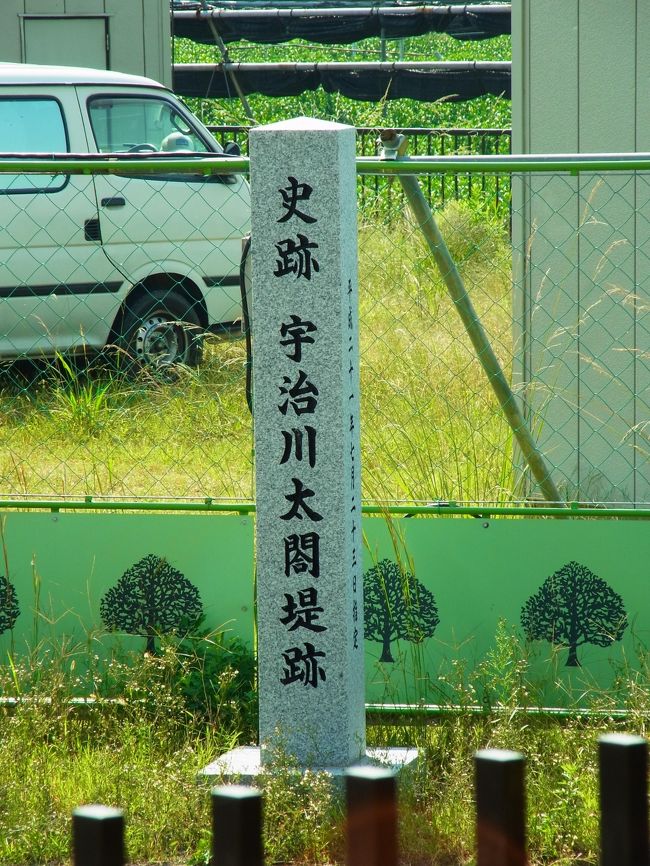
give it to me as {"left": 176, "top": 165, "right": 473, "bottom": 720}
{"left": 200, "top": 745, "right": 419, "bottom": 785}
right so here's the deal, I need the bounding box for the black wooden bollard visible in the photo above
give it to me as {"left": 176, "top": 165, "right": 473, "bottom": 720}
{"left": 345, "top": 766, "right": 398, "bottom": 866}
{"left": 475, "top": 749, "right": 526, "bottom": 866}
{"left": 599, "top": 733, "right": 649, "bottom": 866}
{"left": 72, "top": 805, "right": 125, "bottom": 866}
{"left": 211, "top": 785, "right": 263, "bottom": 866}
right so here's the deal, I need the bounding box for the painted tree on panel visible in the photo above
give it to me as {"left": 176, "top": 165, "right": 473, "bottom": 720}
{"left": 521, "top": 561, "right": 627, "bottom": 667}
{"left": 100, "top": 554, "right": 203, "bottom": 654}
{"left": 363, "top": 558, "right": 439, "bottom": 663}
{"left": 0, "top": 574, "right": 19, "bottom": 634}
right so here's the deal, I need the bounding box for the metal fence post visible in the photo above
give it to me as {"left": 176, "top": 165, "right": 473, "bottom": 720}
{"left": 345, "top": 766, "right": 398, "bottom": 866}
{"left": 599, "top": 733, "right": 649, "bottom": 866}
{"left": 211, "top": 785, "right": 264, "bottom": 866}
{"left": 72, "top": 805, "right": 124, "bottom": 866}
{"left": 475, "top": 749, "right": 526, "bottom": 866}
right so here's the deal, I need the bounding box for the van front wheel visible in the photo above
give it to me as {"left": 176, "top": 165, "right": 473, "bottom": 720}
{"left": 118, "top": 289, "right": 203, "bottom": 370}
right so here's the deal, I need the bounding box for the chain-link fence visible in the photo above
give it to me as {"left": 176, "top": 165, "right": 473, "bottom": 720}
{"left": 0, "top": 155, "right": 253, "bottom": 502}
{"left": 358, "top": 152, "right": 650, "bottom": 508}
{"left": 2, "top": 152, "right": 649, "bottom": 508}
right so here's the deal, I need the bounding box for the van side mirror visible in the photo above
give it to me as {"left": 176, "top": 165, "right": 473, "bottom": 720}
{"left": 223, "top": 140, "right": 241, "bottom": 157}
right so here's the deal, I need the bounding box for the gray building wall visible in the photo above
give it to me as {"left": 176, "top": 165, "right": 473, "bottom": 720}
{"left": 0, "top": 0, "right": 171, "bottom": 87}
{"left": 511, "top": 0, "right": 650, "bottom": 504}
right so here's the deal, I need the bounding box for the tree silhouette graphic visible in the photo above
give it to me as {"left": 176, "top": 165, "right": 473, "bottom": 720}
{"left": 0, "top": 574, "right": 19, "bottom": 634}
{"left": 521, "top": 561, "right": 627, "bottom": 667}
{"left": 100, "top": 554, "right": 203, "bottom": 653}
{"left": 363, "top": 558, "right": 439, "bottom": 663}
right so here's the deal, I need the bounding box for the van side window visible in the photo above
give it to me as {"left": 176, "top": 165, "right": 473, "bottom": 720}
{"left": 0, "top": 98, "right": 68, "bottom": 193}
{"left": 88, "top": 96, "right": 211, "bottom": 155}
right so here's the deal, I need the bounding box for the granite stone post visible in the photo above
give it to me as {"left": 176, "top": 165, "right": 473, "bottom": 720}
{"left": 249, "top": 117, "right": 365, "bottom": 768}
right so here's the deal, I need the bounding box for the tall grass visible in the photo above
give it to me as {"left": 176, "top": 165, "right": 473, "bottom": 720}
{"left": 369, "top": 619, "right": 650, "bottom": 866}
{"left": 0, "top": 621, "right": 648, "bottom": 865}
{"left": 0, "top": 625, "right": 257, "bottom": 864}
{"left": 358, "top": 199, "right": 517, "bottom": 503}
{"left": 0, "top": 201, "right": 514, "bottom": 504}
{"left": 0, "top": 342, "right": 254, "bottom": 500}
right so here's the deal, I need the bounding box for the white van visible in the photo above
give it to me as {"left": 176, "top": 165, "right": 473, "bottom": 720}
{"left": 0, "top": 63, "right": 251, "bottom": 368}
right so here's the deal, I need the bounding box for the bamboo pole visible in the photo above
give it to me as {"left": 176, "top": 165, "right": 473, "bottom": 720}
{"left": 199, "top": 0, "right": 256, "bottom": 124}
{"left": 380, "top": 131, "right": 564, "bottom": 505}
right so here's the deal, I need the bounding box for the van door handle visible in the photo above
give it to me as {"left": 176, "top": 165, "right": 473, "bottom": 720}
{"left": 101, "top": 196, "right": 126, "bottom": 208}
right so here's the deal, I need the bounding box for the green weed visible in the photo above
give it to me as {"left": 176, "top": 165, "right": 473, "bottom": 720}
{"left": 369, "top": 622, "right": 649, "bottom": 866}
{"left": 50, "top": 355, "right": 116, "bottom": 439}
{"left": 0, "top": 621, "right": 648, "bottom": 865}
{"left": 358, "top": 201, "right": 517, "bottom": 504}
{"left": 258, "top": 745, "right": 342, "bottom": 865}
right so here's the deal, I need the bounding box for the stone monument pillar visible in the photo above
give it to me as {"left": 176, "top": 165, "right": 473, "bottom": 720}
{"left": 249, "top": 117, "right": 365, "bottom": 768}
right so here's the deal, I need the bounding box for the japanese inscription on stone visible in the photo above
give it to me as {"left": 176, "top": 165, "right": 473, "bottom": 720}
{"left": 250, "top": 117, "right": 365, "bottom": 767}
{"left": 274, "top": 174, "right": 327, "bottom": 689}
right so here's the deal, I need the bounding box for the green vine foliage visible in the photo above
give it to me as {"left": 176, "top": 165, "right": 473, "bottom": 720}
{"left": 175, "top": 32, "right": 512, "bottom": 130}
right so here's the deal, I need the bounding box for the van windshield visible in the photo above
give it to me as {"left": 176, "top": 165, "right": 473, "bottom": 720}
{"left": 88, "top": 96, "right": 212, "bottom": 155}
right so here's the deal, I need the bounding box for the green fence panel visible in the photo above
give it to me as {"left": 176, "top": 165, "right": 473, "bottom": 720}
{"left": 0, "top": 511, "right": 255, "bottom": 660}
{"left": 362, "top": 515, "right": 648, "bottom": 709}
{"left": 0, "top": 511, "right": 646, "bottom": 710}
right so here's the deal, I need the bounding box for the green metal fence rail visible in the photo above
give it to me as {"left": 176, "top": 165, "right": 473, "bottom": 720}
{"left": 3, "top": 152, "right": 650, "bottom": 511}
{"left": 207, "top": 125, "right": 513, "bottom": 212}
{"left": 8, "top": 150, "right": 650, "bottom": 173}
{"left": 1, "top": 498, "right": 650, "bottom": 520}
